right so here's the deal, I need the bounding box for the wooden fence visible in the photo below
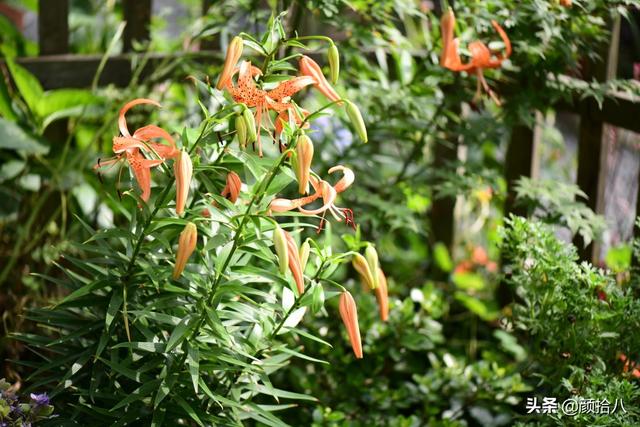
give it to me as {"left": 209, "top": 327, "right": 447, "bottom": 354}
{"left": 4, "top": 1, "right": 640, "bottom": 263}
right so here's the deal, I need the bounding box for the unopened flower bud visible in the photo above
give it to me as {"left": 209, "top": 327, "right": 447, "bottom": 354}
{"left": 365, "top": 245, "right": 380, "bottom": 289}
{"left": 327, "top": 43, "right": 340, "bottom": 84}
{"left": 344, "top": 100, "right": 367, "bottom": 143}
{"left": 217, "top": 36, "right": 243, "bottom": 90}
{"left": 242, "top": 108, "right": 257, "bottom": 143}
{"left": 352, "top": 253, "right": 376, "bottom": 290}
{"left": 235, "top": 114, "right": 247, "bottom": 149}
{"left": 339, "top": 291, "right": 363, "bottom": 359}
{"left": 295, "top": 134, "right": 314, "bottom": 195}
{"left": 299, "top": 55, "right": 341, "bottom": 103}
{"left": 174, "top": 149, "right": 193, "bottom": 216}
{"left": 173, "top": 222, "right": 197, "bottom": 279}
{"left": 273, "top": 224, "right": 289, "bottom": 275}
{"left": 221, "top": 171, "right": 242, "bottom": 203}
{"left": 284, "top": 231, "right": 304, "bottom": 295}
{"left": 375, "top": 267, "right": 389, "bottom": 322}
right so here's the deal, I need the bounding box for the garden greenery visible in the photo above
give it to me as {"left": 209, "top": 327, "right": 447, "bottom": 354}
{"left": 1, "top": 0, "right": 640, "bottom": 426}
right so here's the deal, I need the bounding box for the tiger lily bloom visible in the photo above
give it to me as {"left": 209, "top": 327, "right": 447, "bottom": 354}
{"left": 270, "top": 165, "right": 355, "bottom": 227}
{"left": 174, "top": 149, "right": 192, "bottom": 216}
{"left": 221, "top": 171, "right": 242, "bottom": 203}
{"left": 299, "top": 55, "right": 341, "bottom": 103}
{"left": 222, "top": 60, "right": 316, "bottom": 157}
{"left": 338, "top": 291, "right": 363, "bottom": 359}
{"left": 173, "top": 222, "right": 198, "bottom": 280}
{"left": 95, "top": 98, "right": 178, "bottom": 202}
{"left": 375, "top": 267, "right": 389, "bottom": 322}
{"left": 283, "top": 230, "right": 305, "bottom": 294}
{"left": 440, "top": 8, "right": 512, "bottom": 105}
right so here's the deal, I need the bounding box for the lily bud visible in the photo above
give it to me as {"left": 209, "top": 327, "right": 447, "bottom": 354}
{"left": 299, "top": 55, "right": 341, "bottom": 103}
{"left": 273, "top": 224, "right": 289, "bottom": 275}
{"left": 339, "top": 291, "right": 363, "bottom": 359}
{"left": 299, "top": 240, "right": 310, "bottom": 273}
{"left": 284, "top": 231, "right": 304, "bottom": 295}
{"left": 365, "top": 245, "right": 380, "bottom": 290}
{"left": 242, "top": 108, "right": 257, "bottom": 143}
{"left": 172, "top": 222, "right": 197, "bottom": 280}
{"left": 174, "top": 149, "right": 193, "bottom": 216}
{"left": 375, "top": 267, "right": 389, "bottom": 322}
{"left": 327, "top": 43, "right": 340, "bottom": 84}
{"left": 352, "top": 253, "right": 376, "bottom": 290}
{"left": 344, "top": 101, "right": 368, "bottom": 143}
{"left": 295, "top": 134, "right": 314, "bottom": 195}
{"left": 235, "top": 114, "right": 247, "bottom": 149}
{"left": 221, "top": 171, "right": 242, "bottom": 203}
{"left": 440, "top": 8, "right": 456, "bottom": 67}
{"left": 216, "top": 36, "right": 243, "bottom": 90}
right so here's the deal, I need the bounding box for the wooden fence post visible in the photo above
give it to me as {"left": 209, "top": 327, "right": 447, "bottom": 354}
{"left": 573, "top": 14, "right": 620, "bottom": 262}
{"left": 123, "top": 0, "right": 152, "bottom": 52}
{"left": 504, "top": 120, "right": 539, "bottom": 217}
{"left": 38, "top": 0, "right": 69, "bottom": 55}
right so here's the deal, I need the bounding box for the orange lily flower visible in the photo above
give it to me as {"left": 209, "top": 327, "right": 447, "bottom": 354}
{"left": 620, "top": 354, "right": 640, "bottom": 378}
{"left": 375, "top": 267, "right": 389, "bottom": 322}
{"left": 283, "top": 230, "right": 305, "bottom": 294}
{"left": 221, "top": 171, "right": 242, "bottom": 203}
{"left": 95, "top": 99, "right": 178, "bottom": 202}
{"left": 440, "top": 8, "right": 512, "bottom": 104}
{"left": 560, "top": 0, "right": 572, "bottom": 6}
{"left": 338, "top": 291, "right": 363, "bottom": 359}
{"left": 222, "top": 60, "right": 316, "bottom": 157}
{"left": 270, "top": 165, "right": 355, "bottom": 228}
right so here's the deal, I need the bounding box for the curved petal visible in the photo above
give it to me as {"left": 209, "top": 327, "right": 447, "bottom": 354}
{"left": 328, "top": 165, "right": 354, "bottom": 193}
{"left": 113, "top": 136, "right": 148, "bottom": 154}
{"left": 491, "top": 20, "right": 512, "bottom": 60}
{"left": 298, "top": 180, "right": 336, "bottom": 215}
{"left": 118, "top": 98, "right": 161, "bottom": 137}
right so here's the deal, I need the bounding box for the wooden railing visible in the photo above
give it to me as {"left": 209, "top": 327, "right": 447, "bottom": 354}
{"left": 3, "top": 1, "right": 640, "bottom": 262}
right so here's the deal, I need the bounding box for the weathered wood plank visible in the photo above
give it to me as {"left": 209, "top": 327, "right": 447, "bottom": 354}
{"left": 123, "top": 0, "right": 152, "bottom": 52}
{"left": 38, "top": 0, "right": 69, "bottom": 55}
{"left": 573, "top": 14, "right": 620, "bottom": 261}
{"left": 504, "top": 123, "right": 538, "bottom": 217}
{"left": 6, "top": 52, "right": 221, "bottom": 89}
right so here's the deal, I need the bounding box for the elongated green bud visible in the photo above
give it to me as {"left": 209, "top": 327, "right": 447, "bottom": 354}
{"left": 365, "top": 245, "right": 380, "bottom": 290}
{"left": 235, "top": 114, "right": 247, "bottom": 149}
{"left": 328, "top": 43, "right": 340, "bottom": 84}
{"left": 273, "top": 224, "right": 288, "bottom": 275}
{"left": 345, "top": 100, "right": 367, "bottom": 143}
{"left": 352, "top": 253, "right": 376, "bottom": 290}
{"left": 242, "top": 108, "right": 257, "bottom": 143}
{"left": 299, "top": 240, "right": 310, "bottom": 272}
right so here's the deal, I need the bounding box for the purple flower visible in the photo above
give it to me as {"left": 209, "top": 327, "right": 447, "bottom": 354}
{"left": 334, "top": 128, "right": 354, "bottom": 152}
{"left": 29, "top": 393, "right": 49, "bottom": 406}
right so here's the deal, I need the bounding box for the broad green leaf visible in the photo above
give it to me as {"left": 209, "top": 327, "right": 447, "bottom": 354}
{"left": 187, "top": 343, "right": 200, "bottom": 393}
{"left": 166, "top": 315, "right": 193, "bottom": 351}
{"left": 0, "top": 117, "right": 49, "bottom": 154}
{"left": 4, "top": 57, "right": 43, "bottom": 113}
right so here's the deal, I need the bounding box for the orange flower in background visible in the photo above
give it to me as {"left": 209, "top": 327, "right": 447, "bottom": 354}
{"left": 440, "top": 8, "right": 512, "bottom": 104}
{"left": 559, "top": 0, "right": 572, "bottom": 7}
{"left": 95, "top": 98, "right": 178, "bottom": 202}
{"left": 339, "top": 291, "right": 363, "bottom": 359}
{"left": 221, "top": 171, "right": 242, "bottom": 203}
{"left": 620, "top": 354, "right": 640, "bottom": 378}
